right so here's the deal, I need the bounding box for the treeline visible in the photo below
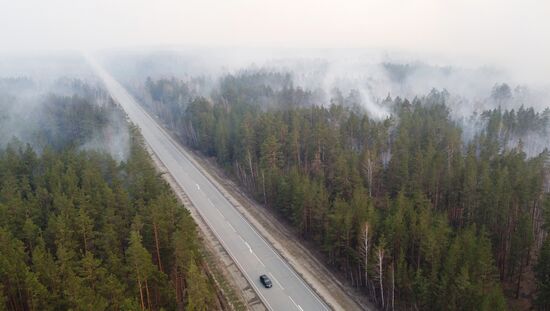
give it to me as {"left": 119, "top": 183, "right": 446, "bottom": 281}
{"left": 142, "top": 73, "right": 550, "bottom": 310}
{"left": 140, "top": 71, "right": 324, "bottom": 130}
{"left": 0, "top": 86, "right": 220, "bottom": 310}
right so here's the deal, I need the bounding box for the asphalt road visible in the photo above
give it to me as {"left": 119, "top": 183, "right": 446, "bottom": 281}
{"left": 89, "top": 58, "right": 331, "bottom": 311}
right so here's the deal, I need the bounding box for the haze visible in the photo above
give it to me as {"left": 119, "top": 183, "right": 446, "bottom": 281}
{"left": 2, "top": 0, "right": 549, "bottom": 82}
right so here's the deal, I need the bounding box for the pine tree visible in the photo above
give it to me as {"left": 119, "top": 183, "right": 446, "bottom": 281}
{"left": 126, "top": 230, "right": 156, "bottom": 310}
{"left": 186, "top": 260, "right": 212, "bottom": 311}
{"left": 536, "top": 237, "right": 550, "bottom": 309}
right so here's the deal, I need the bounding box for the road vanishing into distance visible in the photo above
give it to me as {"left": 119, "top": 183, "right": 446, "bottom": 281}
{"left": 89, "top": 58, "right": 331, "bottom": 311}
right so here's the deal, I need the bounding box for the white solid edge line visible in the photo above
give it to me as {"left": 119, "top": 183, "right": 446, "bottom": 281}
{"left": 147, "top": 103, "right": 330, "bottom": 310}
{"left": 152, "top": 150, "right": 276, "bottom": 311}
{"left": 157, "top": 133, "right": 330, "bottom": 310}
{"left": 90, "top": 64, "right": 279, "bottom": 311}
{"left": 92, "top": 62, "right": 329, "bottom": 311}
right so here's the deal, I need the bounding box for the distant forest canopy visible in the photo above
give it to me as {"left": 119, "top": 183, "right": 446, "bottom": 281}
{"left": 0, "top": 77, "right": 129, "bottom": 161}
{"left": 138, "top": 70, "right": 550, "bottom": 158}
{"left": 105, "top": 51, "right": 550, "bottom": 115}
{"left": 0, "top": 80, "right": 221, "bottom": 310}
{"left": 138, "top": 71, "right": 550, "bottom": 310}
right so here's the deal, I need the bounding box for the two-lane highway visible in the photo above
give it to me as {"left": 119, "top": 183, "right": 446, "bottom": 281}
{"left": 88, "top": 57, "right": 331, "bottom": 311}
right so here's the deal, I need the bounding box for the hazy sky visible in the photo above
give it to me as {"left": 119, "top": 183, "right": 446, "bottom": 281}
{"left": 1, "top": 0, "right": 549, "bottom": 81}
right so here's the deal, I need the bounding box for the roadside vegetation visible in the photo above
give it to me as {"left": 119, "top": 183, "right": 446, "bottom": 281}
{"left": 141, "top": 72, "right": 550, "bottom": 310}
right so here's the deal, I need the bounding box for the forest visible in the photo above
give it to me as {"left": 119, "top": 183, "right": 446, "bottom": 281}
{"left": 139, "top": 72, "right": 550, "bottom": 310}
{"left": 0, "top": 79, "right": 221, "bottom": 311}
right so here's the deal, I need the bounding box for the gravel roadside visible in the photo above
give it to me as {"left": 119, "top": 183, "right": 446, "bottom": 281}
{"left": 143, "top": 111, "right": 375, "bottom": 311}
{"left": 145, "top": 141, "right": 267, "bottom": 311}
{"left": 178, "top": 142, "right": 375, "bottom": 311}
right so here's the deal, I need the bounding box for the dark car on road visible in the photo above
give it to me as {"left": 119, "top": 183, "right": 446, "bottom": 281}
{"left": 259, "top": 274, "right": 272, "bottom": 288}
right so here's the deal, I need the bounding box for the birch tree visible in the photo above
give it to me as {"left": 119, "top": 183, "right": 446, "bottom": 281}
{"left": 374, "top": 236, "right": 387, "bottom": 309}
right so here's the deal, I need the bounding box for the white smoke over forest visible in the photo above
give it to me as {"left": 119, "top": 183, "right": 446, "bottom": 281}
{"left": 0, "top": 54, "right": 130, "bottom": 161}
{"left": 99, "top": 49, "right": 550, "bottom": 159}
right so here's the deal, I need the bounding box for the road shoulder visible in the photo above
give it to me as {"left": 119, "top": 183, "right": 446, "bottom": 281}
{"left": 145, "top": 140, "right": 267, "bottom": 311}
{"left": 169, "top": 135, "right": 373, "bottom": 311}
